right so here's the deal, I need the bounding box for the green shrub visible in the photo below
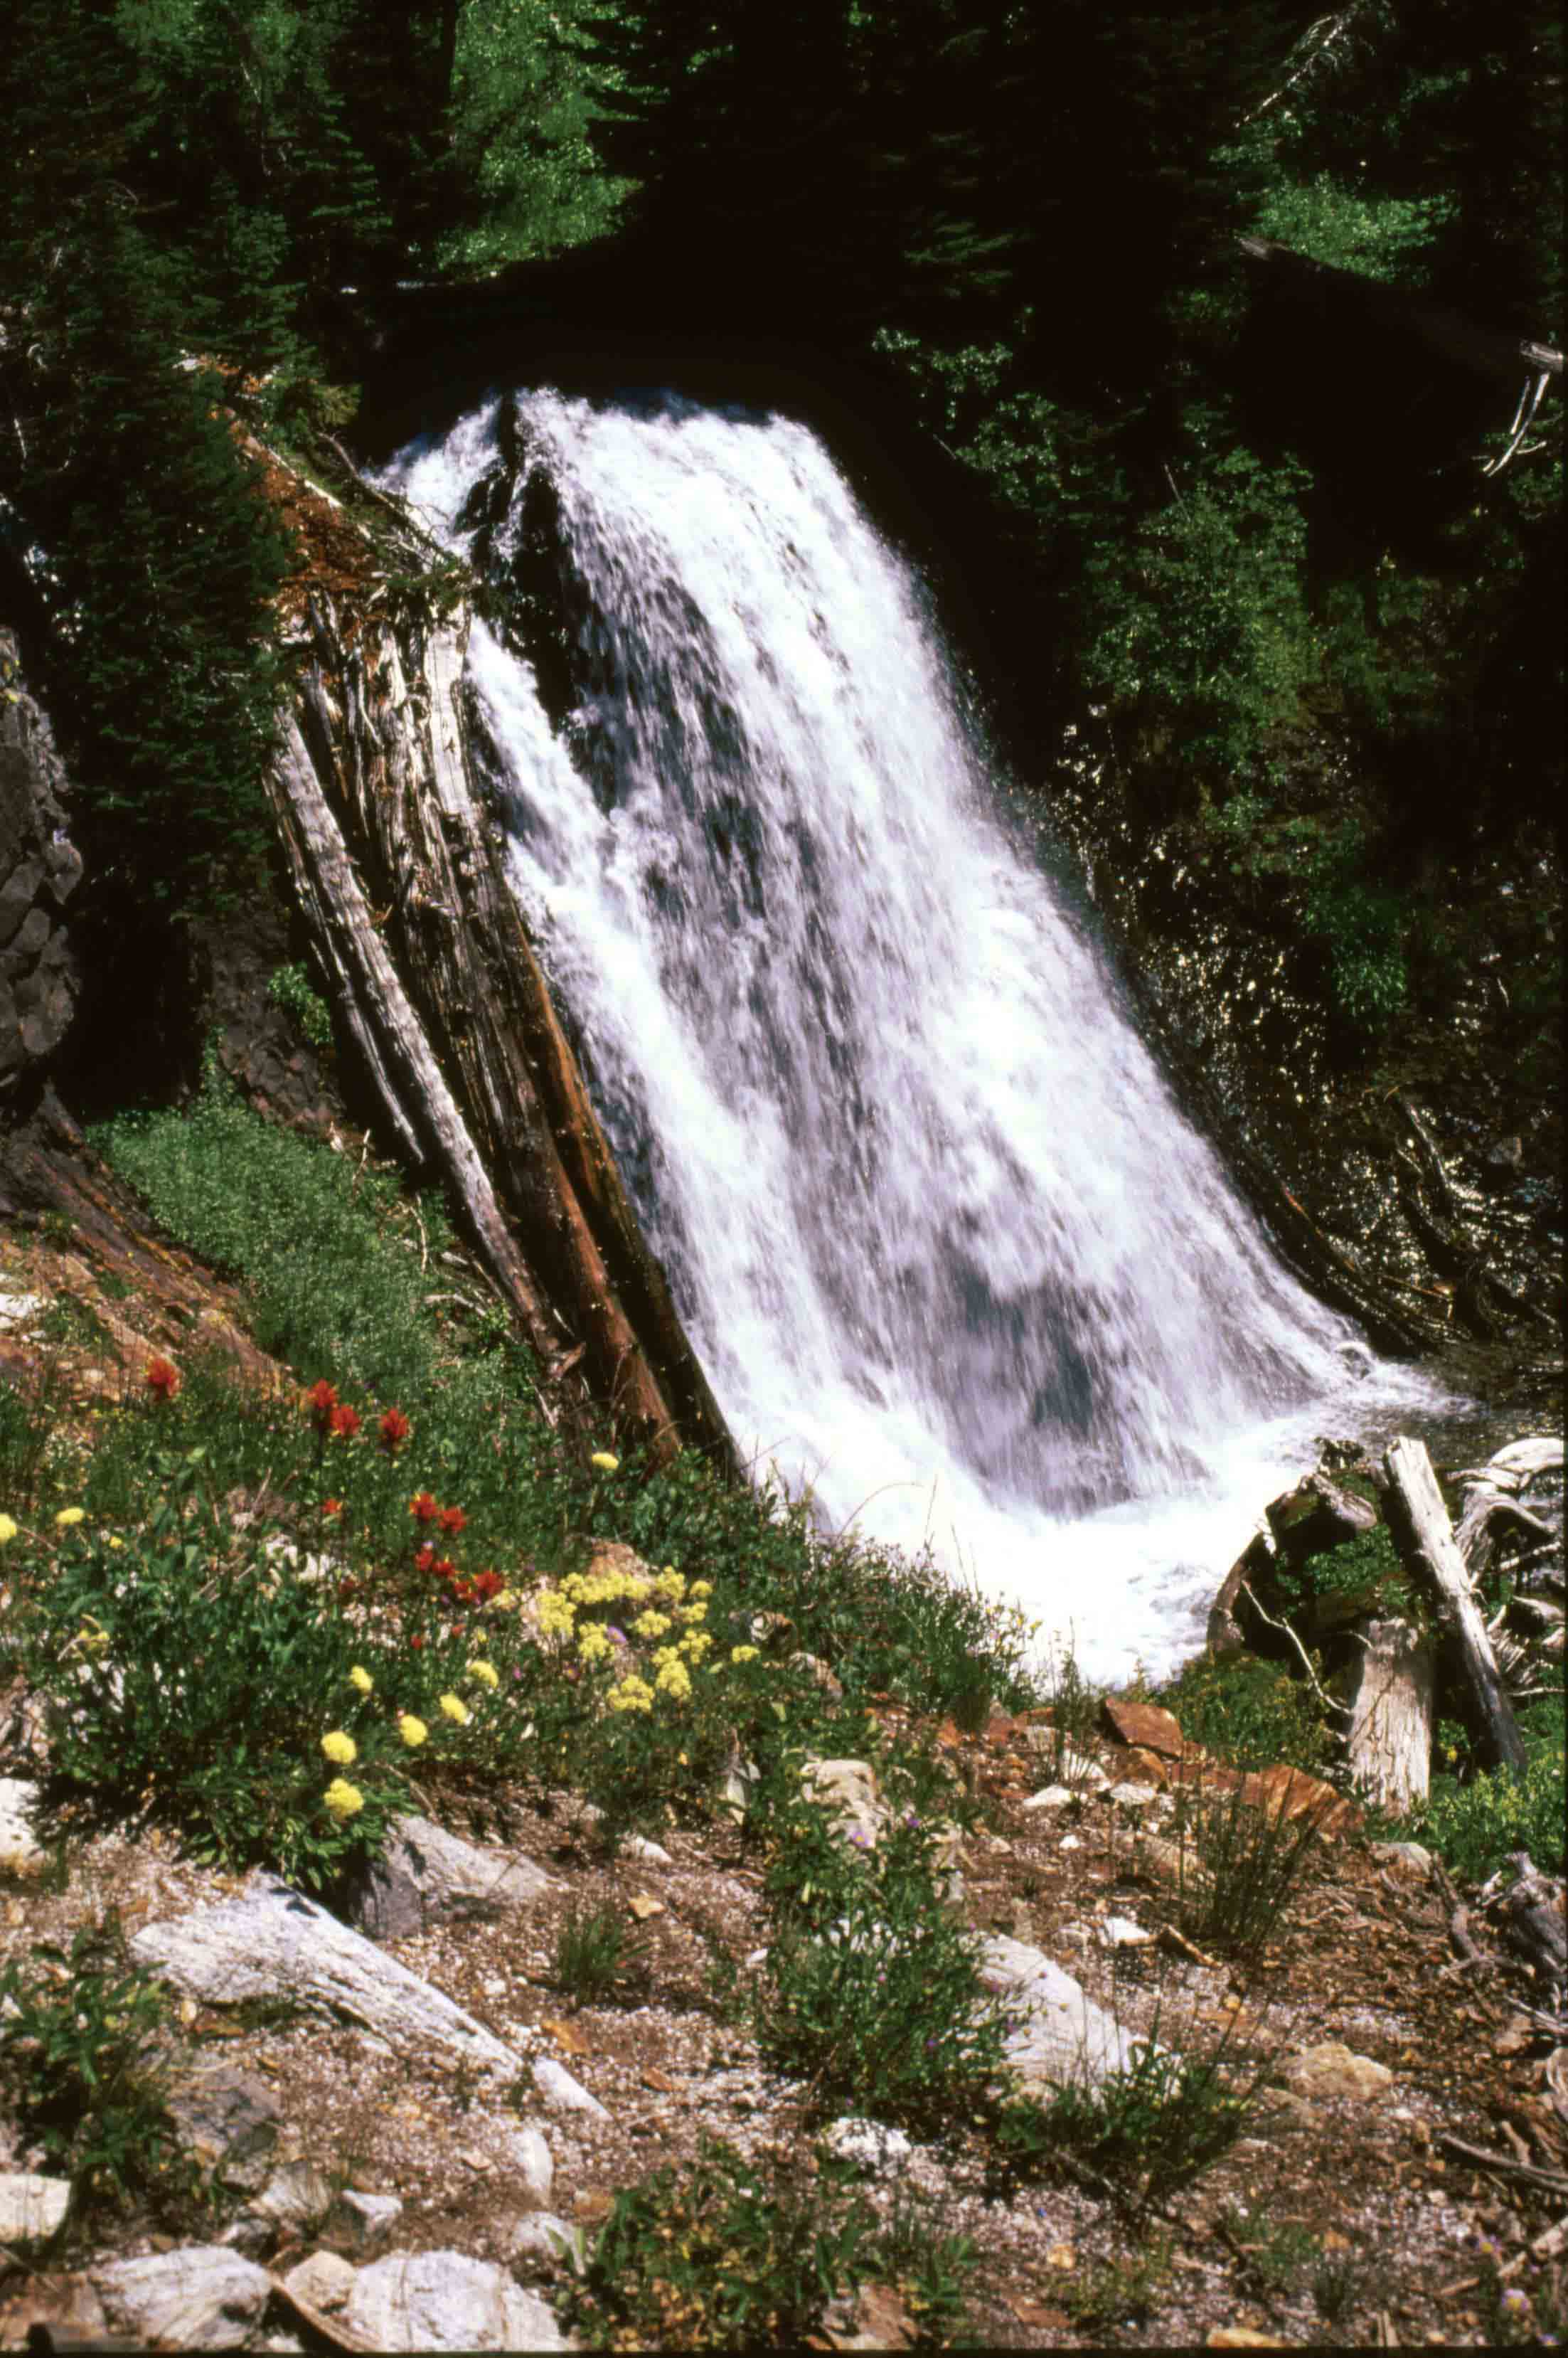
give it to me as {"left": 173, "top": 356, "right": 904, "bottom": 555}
{"left": 993, "top": 2021, "right": 1255, "bottom": 2202}
{"left": 267, "top": 962, "right": 334, "bottom": 1049}
{"left": 753, "top": 1811, "right": 1008, "bottom": 2135}
{"left": 563, "top": 2135, "right": 974, "bottom": 2349}
{"left": 1153, "top": 1652, "right": 1333, "bottom": 1773}
{"left": 0, "top": 1916, "right": 195, "bottom": 2219}
{"left": 1274, "top": 1524, "right": 1415, "bottom": 1626}
{"left": 1412, "top": 1698, "right": 1567, "bottom": 1884}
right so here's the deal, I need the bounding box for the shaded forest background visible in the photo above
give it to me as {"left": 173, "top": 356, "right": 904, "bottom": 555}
{"left": 0, "top": 0, "right": 1561, "bottom": 1076}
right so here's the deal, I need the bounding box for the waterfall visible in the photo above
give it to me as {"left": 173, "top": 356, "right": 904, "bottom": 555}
{"left": 384, "top": 389, "right": 1431, "bottom": 1683}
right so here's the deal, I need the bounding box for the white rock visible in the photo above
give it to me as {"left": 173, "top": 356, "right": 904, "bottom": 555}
{"left": 1097, "top": 1915, "right": 1154, "bottom": 1948}
{"left": 326, "top": 2189, "right": 403, "bottom": 2256}
{"left": 532, "top": 2055, "right": 608, "bottom": 2118}
{"left": 1058, "top": 1834, "right": 1082, "bottom": 1852}
{"left": 343, "top": 2248, "right": 570, "bottom": 2352}
{"left": 1106, "top": 1782, "right": 1158, "bottom": 1814}
{"left": 1021, "top": 1785, "right": 1073, "bottom": 1811}
{"left": 0, "top": 1291, "right": 42, "bottom": 1330}
{"left": 0, "top": 1778, "right": 46, "bottom": 1876}
{"left": 503, "top": 2214, "right": 583, "bottom": 2272}
{"left": 979, "top": 1935, "right": 1146, "bottom": 2090}
{"left": 1058, "top": 1752, "right": 1109, "bottom": 1790}
{"left": 800, "top": 1758, "right": 888, "bottom": 1850}
{"left": 283, "top": 2251, "right": 358, "bottom": 2313}
{"left": 92, "top": 2246, "right": 272, "bottom": 2350}
{"left": 744, "top": 1946, "right": 770, "bottom": 1971}
{"left": 348, "top": 1814, "right": 552, "bottom": 1940}
{"left": 0, "top": 2172, "right": 69, "bottom": 2245}
{"left": 1371, "top": 1840, "right": 1433, "bottom": 1879}
{"left": 129, "top": 1872, "right": 521, "bottom": 2083}
{"left": 624, "top": 1834, "right": 673, "bottom": 1866}
{"left": 821, "top": 2118, "right": 913, "bottom": 2174}
{"left": 498, "top": 2120, "right": 555, "bottom": 2207}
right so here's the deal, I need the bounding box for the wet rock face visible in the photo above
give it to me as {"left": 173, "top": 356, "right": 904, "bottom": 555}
{"left": 0, "top": 630, "right": 82, "bottom": 1092}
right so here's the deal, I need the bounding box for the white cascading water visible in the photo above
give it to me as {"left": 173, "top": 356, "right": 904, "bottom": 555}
{"left": 385, "top": 390, "right": 1431, "bottom": 1682}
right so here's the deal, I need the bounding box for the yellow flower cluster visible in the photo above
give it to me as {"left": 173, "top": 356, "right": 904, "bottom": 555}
{"left": 0, "top": 1514, "right": 16, "bottom": 1546}
{"left": 607, "top": 1675, "right": 654, "bottom": 1714}
{"left": 730, "top": 1644, "right": 759, "bottom": 1664}
{"left": 654, "top": 1566, "right": 686, "bottom": 1601}
{"left": 577, "top": 1624, "right": 612, "bottom": 1664}
{"left": 560, "top": 1563, "right": 652, "bottom": 1608}
{"left": 321, "top": 1730, "right": 358, "bottom": 1766}
{"left": 631, "top": 1609, "right": 671, "bottom": 1639}
{"left": 439, "top": 1691, "right": 471, "bottom": 1726}
{"left": 55, "top": 1507, "right": 86, "bottom": 1529}
{"left": 466, "top": 1659, "right": 499, "bottom": 1691}
{"left": 676, "top": 1601, "right": 708, "bottom": 1625}
{"left": 590, "top": 1450, "right": 620, "bottom": 1473}
{"left": 681, "top": 1630, "right": 713, "bottom": 1661}
{"left": 651, "top": 1647, "right": 692, "bottom": 1701}
{"left": 398, "top": 1714, "right": 428, "bottom": 1748}
{"left": 535, "top": 1590, "right": 577, "bottom": 1637}
{"left": 348, "top": 1665, "right": 374, "bottom": 1696}
{"left": 324, "top": 1777, "right": 363, "bottom": 1822}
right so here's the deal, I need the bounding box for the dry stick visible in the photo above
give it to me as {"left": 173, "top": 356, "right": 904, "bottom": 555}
{"left": 1382, "top": 1437, "right": 1527, "bottom": 1775}
{"left": 1436, "top": 2132, "right": 1568, "bottom": 2199}
{"left": 1235, "top": 1580, "right": 1348, "bottom": 1719}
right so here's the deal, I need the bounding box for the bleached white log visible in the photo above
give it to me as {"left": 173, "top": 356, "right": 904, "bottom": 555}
{"left": 1343, "top": 1617, "right": 1434, "bottom": 1815}
{"left": 1383, "top": 1438, "right": 1527, "bottom": 1775}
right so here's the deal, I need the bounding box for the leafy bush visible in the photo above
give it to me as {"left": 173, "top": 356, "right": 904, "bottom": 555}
{"left": 0, "top": 1916, "right": 193, "bottom": 2218}
{"left": 1412, "top": 1698, "right": 1567, "bottom": 1884}
{"left": 1275, "top": 1524, "right": 1415, "bottom": 1626}
{"left": 754, "top": 1810, "right": 1008, "bottom": 2135}
{"left": 563, "top": 2135, "right": 974, "bottom": 2349}
{"left": 993, "top": 2022, "right": 1256, "bottom": 2202}
{"left": 1153, "top": 1652, "right": 1333, "bottom": 1773}
{"left": 267, "top": 962, "right": 334, "bottom": 1049}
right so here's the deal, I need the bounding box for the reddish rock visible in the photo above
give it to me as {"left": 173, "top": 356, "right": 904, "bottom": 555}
{"left": 1101, "top": 1696, "right": 1187, "bottom": 1758}
{"left": 1237, "top": 1762, "right": 1360, "bottom": 1839}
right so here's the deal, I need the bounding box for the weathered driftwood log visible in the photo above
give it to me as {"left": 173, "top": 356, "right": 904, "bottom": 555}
{"left": 1454, "top": 1437, "right": 1564, "bottom": 1576}
{"left": 1383, "top": 1437, "right": 1528, "bottom": 1776}
{"left": 1341, "top": 1615, "right": 1434, "bottom": 1815}
{"left": 275, "top": 595, "right": 740, "bottom": 1477}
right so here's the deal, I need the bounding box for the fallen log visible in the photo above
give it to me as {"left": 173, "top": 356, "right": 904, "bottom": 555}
{"left": 1383, "top": 1437, "right": 1527, "bottom": 1775}
{"left": 1341, "top": 1616, "right": 1434, "bottom": 1815}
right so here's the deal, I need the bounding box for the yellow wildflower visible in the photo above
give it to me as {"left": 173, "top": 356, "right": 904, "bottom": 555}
{"left": 439, "top": 1691, "right": 471, "bottom": 1726}
{"left": 690, "top": 1581, "right": 713, "bottom": 1599}
{"left": 654, "top": 1567, "right": 686, "bottom": 1601}
{"left": 76, "top": 1616, "right": 110, "bottom": 1655}
{"left": 0, "top": 1514, "right": 16, "bottom": 1546}
{"left": 323, "top": 1777, "right": 364, "bottom": 1822}
{"left": 398, "top": 1714, "right": 428, "bottom": 1748}
{"left": 654, "top": 1656, "right": 692, "bottom": 1700}
{"left": 679, "top": 1630, "right": 713, "bottom": 1660}
{"left": 321, "top": 1730, "right": 358, "bottom": 1767}
{"left": 535, "top": 1590, "right": 576, "bottom": 1637}
{"left": 55, "top": 1507, "right": 85, "bottom": 1529}
{"left": 606, "top": 1675, "right": 654, "bottom": 1714}
{"left": 730, "top": 1644, "right": 759, "bottom": 1664}
{"left": 466, "top": 1659, "right": 499, "bottom": 1691}
{"left": 677, "top": 1601, "right": 707, "bottom": 1624}
{"left": 348, "top": 1666, "right": 374, "bottom": 1696}
{"left": 493, "top": 1590, "right": 518, "bottom": 1611}
{"left": 107, "top": 1535, "right": 125, "bottom": 1551}
{"left": 590, "top": 1451, "right": 620, "bottom": 1473}
{"left": 632, "top": 1610, "right": 671, "bottom": 1640}
{"left": 577, "top": 1625, "right": 611, "bottom": 1664}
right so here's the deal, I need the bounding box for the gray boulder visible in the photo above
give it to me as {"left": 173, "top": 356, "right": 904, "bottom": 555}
{"left": 346, "top": 1812, "right": 550, "bottom": 1940}
{"left": 978, "top": 1934, "right": 1145, "bottom": 2089}
{"left": 91, "top": 2246, "right": 272, "bottom": 2351}
{"left": 343, "top": 2248, "right": 571, "bottom": 2352}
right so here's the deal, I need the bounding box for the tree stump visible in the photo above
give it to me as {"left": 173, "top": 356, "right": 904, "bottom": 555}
{"left": 1342, "top": 1616, "right": 1434, "bottom": 1815}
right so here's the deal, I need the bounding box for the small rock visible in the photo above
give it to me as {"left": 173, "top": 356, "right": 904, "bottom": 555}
{"left": 1282, "top": 2041, "right": 1394, "bottom": 2101}
{"left": 0, "top": 2172, "right": 69, "bottom": 2246}
{"left": 1106, "top": 1781, "right": 1158, "bottom": 1814}
{"left": 0, "top": 1778, "right": 46, "bottom": 1876}
{"left": 1101, "top": 1696, "right": 1187, "bottom": 1758}
{"left": 343, "top": 2248, "right": 570, "bottom": 2352}
{"left": 800, "top": 1758, "right": 888, "bottom": 1851}
{"left": 283, "top": 2251, "right": 358, "bottom": 2313}
{"left": 1059, "top": 1834, "right": 1082, "bottom": 1851}
{"left": 497, "top": 2120, "right": 555, "bottom": 2209}
{"left": 533, "top": 2055, "right": 609, "bottom": 2118}
{"left": 92, "top": 2246, "right": 272, "bottom": 2351}
{"left": 0, "top": 1292, "right": 43, "bottom": 1330}
{"left": 346, "top": 1814, "right": 550, "bottom": 1941}
{"left": 1370, "top": 1840, "right": 1432, "bottom": 1879}
{"left": 1097, "top": 1915, "right": 1153, "bottom": 1948}
{"left": 326, "top": 2189, "right": 403, "bottom": 2257}
{"left": 503, "top": 2213, "right": 582, "bottom": 2273}
{"left": 252, "top": 2160, "right": 336, "bottom": 2234}
{"left": 1020, "top": 1785, "right": 1073, "bottom": 1811}
{"left": 980, "top": 1935, "right": 1144, "bottom": 2088}
{"left": 167, "top": 2068, "right": 281, "bottom": 2194}
{"left": 624, "top": 1834, "right": 673, "bottom": 1866}
{"left": 821, "top": 2118, "right": 913, "bottom": 2174}
{"left": 1058, "top": 1751, "right": 1109, "bottom": 1790}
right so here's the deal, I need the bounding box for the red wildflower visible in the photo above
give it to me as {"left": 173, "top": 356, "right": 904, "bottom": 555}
{"left": 144, "top": 1355, "right": 181, "bottom": 1402}
{"left": 336, "top": 1576, "right": 359, "bottom": 1603}
{"left": 409, "top": 1632, "right": 425, "bottom": 1651}
{"left": 378, "top": 1406, "right": 411, "bottom": 1455}
{"left": 321, "top": 1497, "right": 345, "bottom": 1519}
{"left": 450, "top": 1578, "right": 476, "bottom": 1605}
{"left": 437, "top": 1505, "right": 467, "bottom": 1536}
{"left": 304, "top": 1379, "right": 338, "bottom": 1435}
{"left": 414, "top": 1544, "right": 437, "bottom": 1575}
{"left": 328, "top": 1403, "right": 361, "bottom": 1440}
{"left": 473, "top": 1568, "right": 503, "bottom": 1603}
{"left": 409, "top": 1491, "right": 439, "bottom": 1524}
{"left": 432, "top": 1556, "right": 457, "bottom": 1582}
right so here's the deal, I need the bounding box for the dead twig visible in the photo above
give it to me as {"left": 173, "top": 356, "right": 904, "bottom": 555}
{"left": 1237, "top": 1581, "right": 1348, "bottom": 1719}
{"left": 1435, "top": 2131, "right": 1568, "bottom": 2199}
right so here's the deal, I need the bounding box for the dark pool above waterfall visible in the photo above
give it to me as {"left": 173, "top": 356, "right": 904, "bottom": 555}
{"left": 383, "top": 389, "right": 1441, "bottom": 1684}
